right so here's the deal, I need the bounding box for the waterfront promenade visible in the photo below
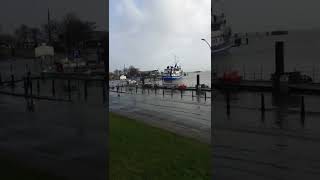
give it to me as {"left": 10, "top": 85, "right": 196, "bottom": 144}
{"left": 109, "top": 90, "right": 211, "bottom": 144}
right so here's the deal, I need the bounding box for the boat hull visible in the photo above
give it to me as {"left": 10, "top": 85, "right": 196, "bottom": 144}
{"left": 212, "top": 43, "right": 232, "bottom": 55}
{"left": 162, "top": 76, "right": 182, "bottom": 81}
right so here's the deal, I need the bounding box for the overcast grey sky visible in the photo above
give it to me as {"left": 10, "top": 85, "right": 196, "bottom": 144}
{"left": 110, "top": 0, "right": 211, "bottom": 72}
{"left": 0, "top": 0, "right": 108, "bottom": 33}
{"left": 219, "top": 0, "right": 320, "bottom": 33}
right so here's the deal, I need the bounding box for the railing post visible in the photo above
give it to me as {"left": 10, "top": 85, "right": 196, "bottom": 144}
{"left": 261, "top": 93, "right": 265, "bottom": 112}
{"left": 301, "top": 96, "right": 305, "bottom": 118}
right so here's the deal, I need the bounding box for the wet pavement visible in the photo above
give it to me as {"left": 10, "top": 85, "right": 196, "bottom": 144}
{"left": 213, "top": 91, "right": 320, "bottom": 180}
{"left": 0, "top": 78, "right": 108, "bottom": 179}
{"left": 109, "top": 89, "right": 211, "bottom": 144}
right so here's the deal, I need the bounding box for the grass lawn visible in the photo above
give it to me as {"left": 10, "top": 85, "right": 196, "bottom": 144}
{"left": 110, "top": 112, "right": 211, "bottom": 180}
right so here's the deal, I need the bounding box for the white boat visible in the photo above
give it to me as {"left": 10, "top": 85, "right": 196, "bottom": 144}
{"left": 212, "top": 10, "right": 232, "bottom": 54}
{"left": 162, "top": 63, "right": 183, "bottom": 81}
{"left": 120, "top": 75, "right": 127, "bottom": 80}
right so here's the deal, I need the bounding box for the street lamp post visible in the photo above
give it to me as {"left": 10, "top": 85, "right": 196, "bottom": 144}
{"left": 201, "top": 38, "right": 211, "bottom": 50}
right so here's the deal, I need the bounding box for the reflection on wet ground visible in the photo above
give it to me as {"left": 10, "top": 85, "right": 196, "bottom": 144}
{"left": 0, "top": 78, "right": 107, "bottom": 180}
{"left": 213, "top": 91, "right": 320, "bottom": 180}
{"left": 109, "top": 90, "right": 211, "bottom": 144}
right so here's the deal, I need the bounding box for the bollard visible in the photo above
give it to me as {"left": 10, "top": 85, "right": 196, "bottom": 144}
{"left": 227, "top": 93, "right": 230, "bottom": 115}
{"left": 192, "top": 90, "right": 194, "bottom": 97}
{"left": 180, "top": 89, "right": 183, "bottom": 99}
{"left": 205, "top": 91, "right": 207, "bottom": 101}
{"left": 301, "top": 96, "right": 305, "bottom": 118}
{"left": 163, "top": 89, "right": 165, "bottom": 97}
{"left": 261, "top": 93, "right": 265, "bottom": 112}
{"left": 52, "top": 79, "right": 55, "bottom": 96}
{"left": 136, "top": 86, "right": 138, "bottom": 94}
{"left": 246, "top": 38, "right": 249, "bottom": 45}
{"left": 37, "top": 79, "right": 40, "bottom": 95}
{"left": 84, "top": 80, "right": 88, "bottom": 100}
{"left": 196, "top": 74, "right": 200, "bottom": 92}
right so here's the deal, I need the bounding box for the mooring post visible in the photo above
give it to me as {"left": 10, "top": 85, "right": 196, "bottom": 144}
{"left": 37, "top": 79, "right": 40, "bottom": 95}
{"left": 84, "top": 80, "right": 88, "bottom": 100}
{"left": 226, "top": 91, "right": 230, "bottom": 115}
{"left": 52, "top": 79, "right": 55, "bottom": 96}
{"left": 196, "top": 74, "right": 200, "bottom": 93}
{"left": 273, "top": 41, "right": 285, "bottom": 93}
{"left": 301, "top": 96, "right": 305, "bottom": 118}
{"left": 261, "top": 93, "right": 265, "bottom": 112}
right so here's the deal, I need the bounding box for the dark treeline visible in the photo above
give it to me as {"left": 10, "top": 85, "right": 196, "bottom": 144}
{"left": 0, "top": 12, "right": 106, "bottom": 55}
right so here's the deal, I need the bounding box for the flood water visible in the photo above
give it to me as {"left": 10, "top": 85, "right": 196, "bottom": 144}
{"left": 0, "top": 58, "right": 108, "bottom": 180}
{"left": 213, "top": 29, "right": 320, "bottom": 179}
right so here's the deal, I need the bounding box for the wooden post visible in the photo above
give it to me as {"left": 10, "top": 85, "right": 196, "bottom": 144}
{"left": 301, "top": 96, "right": 305, "bottom": 118}
{"left": 261, "top": 93, "right": 265, "bottom": 112}
{"left": 52, "top": 79, "right": 55, "bottom": 96}
{"left": 196, "top": 74, "right": 200, "bottom": 92}
{"left": 84, "top": 80, "right": 88, "bottom": 100}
